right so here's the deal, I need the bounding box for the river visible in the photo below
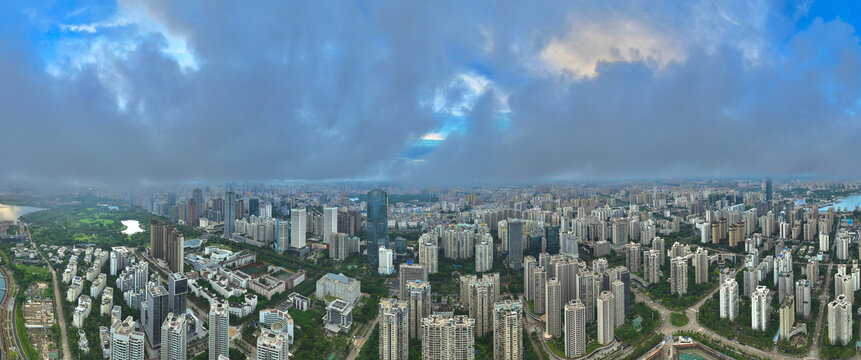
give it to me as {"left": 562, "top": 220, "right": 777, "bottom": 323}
{"left": 819, "top": 193, "right": 861, "bottom": 212}
{"left": 0, "top": 203, "right": 43, "bottom": 222}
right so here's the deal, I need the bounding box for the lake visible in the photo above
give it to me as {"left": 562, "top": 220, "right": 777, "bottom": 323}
{"left": 819, "top": 193, "right": 861, "bottom": 212}
{"left": 121, "top": 220, "right": 144, "bottom": 235}
{"left": 0, "top": 203, "right": 44, "bottom": 222}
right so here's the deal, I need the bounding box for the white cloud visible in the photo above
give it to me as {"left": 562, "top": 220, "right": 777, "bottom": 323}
{"left": 421, "top": 132, "right": 446, "bottom": 141}
{"left": 539, "top": 18, "right": 686, "bottom": 79}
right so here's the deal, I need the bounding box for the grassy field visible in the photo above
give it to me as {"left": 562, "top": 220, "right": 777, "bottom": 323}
{"left": 22, "top": 203, "right": 201, "bottom": 248}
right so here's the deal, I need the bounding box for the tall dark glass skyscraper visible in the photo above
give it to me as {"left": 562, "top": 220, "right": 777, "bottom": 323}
{"left": 367, "top": 189, "right": 388, "bottom": 266}
{"left": 546, "top": 226, "right": 560, "bottom": 255}
{"left": 224, "top": 190, "right": 235, "bottom": 237}
{"left": 765, "top": 177, "right": 773, "bottom": 201}
{"left": 507, "top": 219, "right": 523, "bottom": 269}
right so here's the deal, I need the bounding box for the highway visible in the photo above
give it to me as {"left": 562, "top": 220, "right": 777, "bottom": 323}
{"left": 0, "top": 265, "right": 24, "bottom": 359}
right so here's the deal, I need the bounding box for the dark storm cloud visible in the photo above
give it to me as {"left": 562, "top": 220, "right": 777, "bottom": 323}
{"left": 1, "top": 0, "right": 860, "bottom": 184}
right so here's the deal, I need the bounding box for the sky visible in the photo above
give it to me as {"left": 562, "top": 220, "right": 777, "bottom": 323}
{"left": 2, "top": 0, "right": 861, "bottom": 185}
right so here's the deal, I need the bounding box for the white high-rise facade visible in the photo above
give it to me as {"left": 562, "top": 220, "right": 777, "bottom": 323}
{"left": 492, "top": 300, "right": 523, "bottom": 360}
{"left": 751, "top": 286, "right": 771, "bottom": 331}
{"left": 597, "top": 291, "right": 615, "bottom": 345}
{"left": 110, "top": 316, "right": 145, "bottom": 360}
{"left": 257, "top": 328, "right": 290, "bottom": 360}
{"left": 323, "top": 206, "right": 338, "bottom": 245}
{"left": 828, "top": 294, "right": 853, "bottom": 346}
{"left": 160, "top": 313, "right": 186, "bottom": 360}
{"left": 611, "top": 280, "right": 625, "bottom": 328}
{"left": 719, "top": 278, "right": 739, "bottom": 321}
{"left": 564, "top": 299, "right": 586, "bottom": 358}
{"left": 378, "top": 247, "right": 394, "bottom": 275}
{"left": 379, "top": 298, "right": 409, "bottom": 360}
{"left": 420, "top": 240, "right": 439, "bottom": 274}
{"left": 545, "top": 278, "right": 562, "bottom": 338}
{"left": 476, "top": 238, "right": 494, "bottom": 273}
{"left": 421, "top": 315, "right": 476, "bottom": 360}
{"left": 290, "top": 208, "right": 306, "bottom": 249}
{"left": 209, "top": 302, "right": 230, "bottom": 360}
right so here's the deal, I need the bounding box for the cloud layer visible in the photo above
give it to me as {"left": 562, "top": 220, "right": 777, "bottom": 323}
{"left": 2, "top": 0, "right": 861, "bottom": 184}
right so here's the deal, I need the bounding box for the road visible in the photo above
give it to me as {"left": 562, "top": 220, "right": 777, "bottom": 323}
{"left": 346, "top": 316, "right": 379, "bottom": 360}
{"left": 0, "top": 266, "right": 24, "bottom": 359}
{"left": 633, "top": 258, "right": 835, "bottom": 360}
{"left": 26, "top": 225, "right": 72, "bottom": 360}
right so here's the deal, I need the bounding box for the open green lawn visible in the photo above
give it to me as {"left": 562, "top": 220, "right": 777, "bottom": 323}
{"left": 22, "top": 203, "right": 201, "bottom": 248}
{"left": 670, "top": 312, "right": 689, "bottom": 327}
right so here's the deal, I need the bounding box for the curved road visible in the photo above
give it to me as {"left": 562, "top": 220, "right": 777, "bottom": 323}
{"left": 633, "top": 260, "right": 834, "bottom": 360}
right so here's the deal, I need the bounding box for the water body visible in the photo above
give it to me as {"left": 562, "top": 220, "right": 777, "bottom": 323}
{"left": 0, "top": 203, "right": 43, "bottom": 222}
{"left": 121, "top": 220, "right": 144, "bottom": 235}
{"left": 679, "top": 349, "right": 718, "bottom": 360}
{"left": 819, "top": 193, "right": 861, "bottom": 212}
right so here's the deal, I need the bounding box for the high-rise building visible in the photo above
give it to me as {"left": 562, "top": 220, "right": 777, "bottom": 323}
{"left": 492, "top": 300, "right": 523, "bottom": 360}
{"left": 256, "top": 328, "right": 290, "bottom": 360}
{"left": 828, "top": 294, "right": 853, "bottom": 346}
{"left": 751, "top": 286, "right": 771, "bottom": 331}
{"left": 743, "top": 267, "right": 759, "bottom": 297}
{"left": 765, "top": 177, "right": 773, "bottom": 201}
{"left": 545, "top": 278, "right": 562, "bottom": 338}
{"left": 611, "top": 280, "right": 625, "bottom": 328}
{"left": 469, "top": 277, "right": 497, "bottom": 336}
{"left": 597, "top": 291, "right": 615, "bottom": 345}
{"left": 192, "top": 188, "right": 203, "bottom": 220}
{"left": 476, "top": 237, "right": 494, "bottom": 273}
{"left": 224, "top": 190, "right": 235, "bottom": 237}
{"left": 643, "top": 250, "right": 660, "bottom": 285}
{"left": 150, "top": 219, "right": 184, "bottom": 274}
{"left": 795, "top": 280, "right": 811, "bottom": 318}
{"left": 379, "top": 298, "right": 409, "bottom": 360}
{"left": 209, "top": 302, "right": 230, "bottom": 360}
{"left": 576, "top": 270, "right": 596, "bottom": 323}
{"left": 290, "top": 208, "right": 307, "bottom": 249}
{"left": 406, "top": 280, "right": 432, "bottom": 339}
{"left": 399, "top": 262, "right": 428, "bottom": 298}
{"left": 836, "top": 234, "right": 850, "bottom": 260}
{"left": 625, "top": 243, "right": 641, "bottom": 273}
{"left": 546, "top": 226, "right": 561, "bottom": 255}
{"left": 652, "top": 237, "right": 665, "bottom": 265}
{"left": 694, "top": 248, "right": 708, "bottom": 284}
{"left": 110, "top": 316, "right": 145, "bottom": 360}
{"left": 187, "top": 198, "right": 198, "bottom": 227}
{"left": 835, "top": 273, "right": 854, "bottom": 305}
{"left": 523, "top": 256, "right": 537, "bottom": 301}
{"left": 276, "top": 220, "right": 289, "bottom": 254}
{"left": 779, "top": 295, "right": 795, "bottom": 340}
{"left": 144, "top": 285, "right": 169, "bottom": 348}
{"left": 367, "top": 189, "right": 389, "bottom": 266}
{"left": 378, "top": 247, "right": 394, "bottom": 275}
{"left": 421, "top": 315, "right": 475, "bottom": 360}
{"left": 564, "top": 299, "right": 586, "bottom": 358}
{"left": 160, "top": 312, "right": 186, "bottom": 360}
{"left": 670, "top": 257, "right": 687, "bottom": 296}
{"left": 420, "top": 239, "right": 439, "bottom": 274}
{"left": 507, "top": 219, "right": 524, "bottom": 270}
{"left": 167, "top": 273, "right": 187, "bottom": 316}
{"left": 323, "top": 206, "right": 338, "bottom": 245}
{"left": 530, "top": 265, "right": 545, "bottom": 314}
{"left": 719, "top": 278, "right": 739, "bottom": 321}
